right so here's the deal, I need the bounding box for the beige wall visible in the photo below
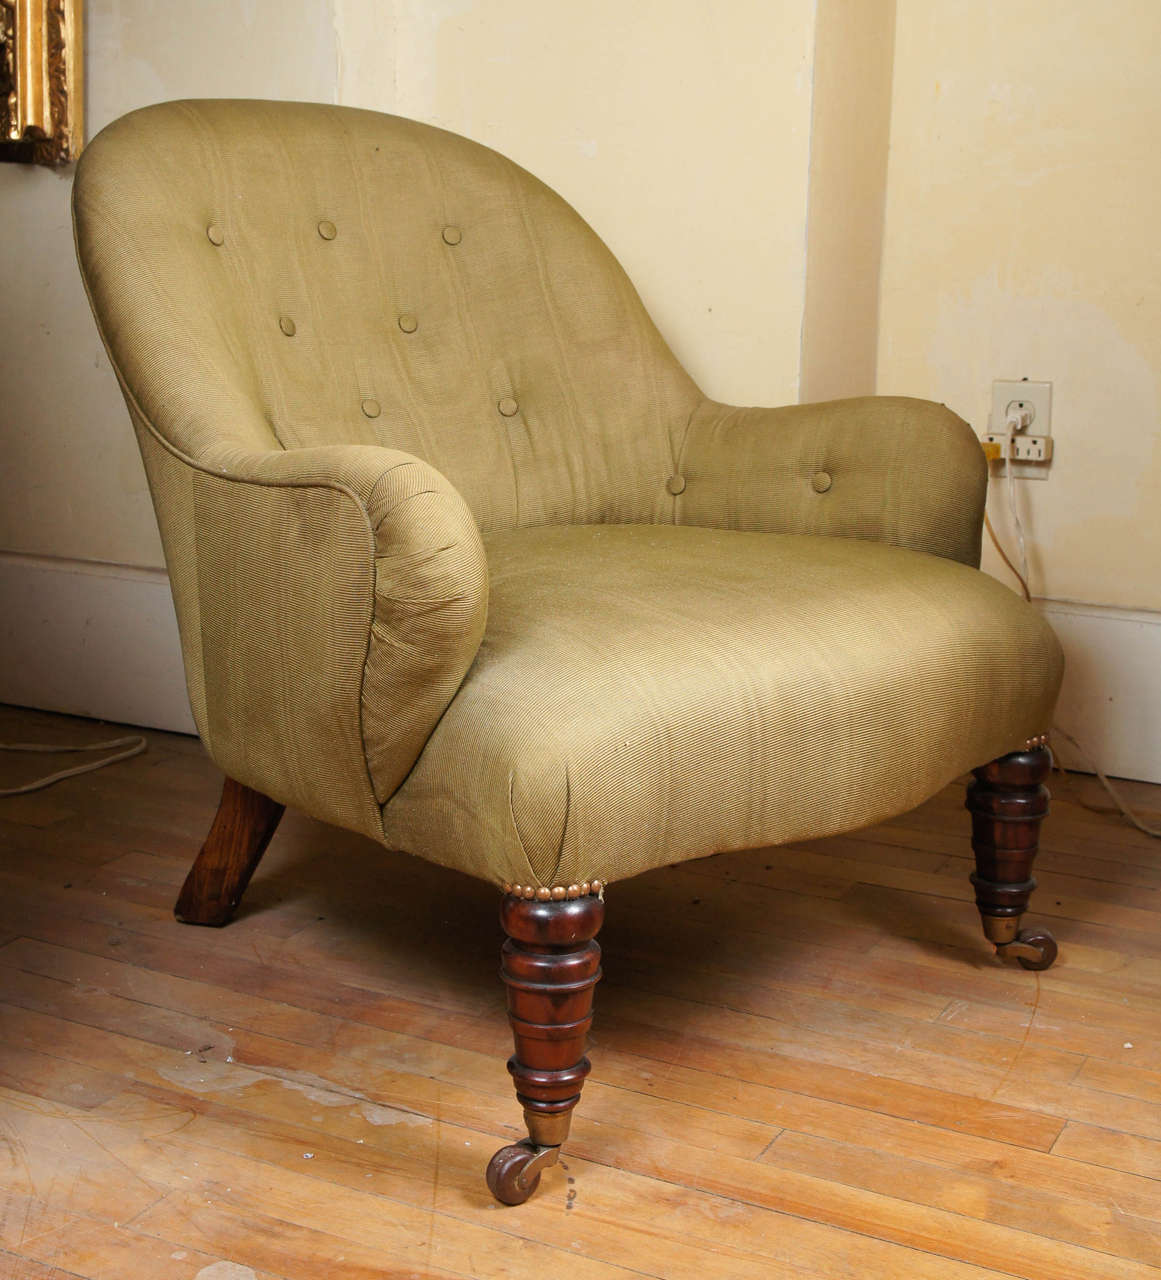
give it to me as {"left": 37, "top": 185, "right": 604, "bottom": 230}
{"left": 338, "top": 0, "right": 818, "bottom": 408}
{"left": 0, "top": 0, "right": 336, "bottom": 569}
{"left": 800, "top": 0, "right": 895, "bottom": 402}
{"left": 879, "top": 0, "right": 1161, "bottom": 610}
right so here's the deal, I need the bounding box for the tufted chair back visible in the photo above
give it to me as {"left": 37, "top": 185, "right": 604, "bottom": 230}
{"left": 73, "top": 99, "right": 701, "bottom": 532}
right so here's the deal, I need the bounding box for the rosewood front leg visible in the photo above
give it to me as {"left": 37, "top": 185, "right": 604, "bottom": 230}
{"left": 486, "top": 888, "right": 604, "bottom": 1205}
{"left": 966, "top": 744, "right": 1057, "bottom": 970}
{"left": 174, "top": 777, "right": 284, "bottom": 926}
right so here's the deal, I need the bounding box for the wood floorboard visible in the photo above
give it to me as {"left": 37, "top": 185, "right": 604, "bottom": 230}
{"left": 0, "top": 1249, "right": 89, "bottom": 1280}
{"left": 0, "top": 1190, "right": 289, "bottom": 1280}
{"left": 2, "top": 705, "right": 1161, "bottom": 1278}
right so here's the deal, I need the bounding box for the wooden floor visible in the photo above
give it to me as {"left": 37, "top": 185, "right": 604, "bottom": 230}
{"left": 2, "top": 706, "right": 1161, "bottom": 1280}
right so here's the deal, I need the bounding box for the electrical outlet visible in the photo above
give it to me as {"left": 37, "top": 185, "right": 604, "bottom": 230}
{"left": 991, "top": 379, "right": 1051, "bottom": 433}
{"left": 983, "top": 433, "right": 1053, "bottom": 463}
{"left": 989, "top": 379, "right": 1053, "bottom": 479}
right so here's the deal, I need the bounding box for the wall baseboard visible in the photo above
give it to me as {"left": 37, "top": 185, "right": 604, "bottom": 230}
{"left": 1, "top": 557, "right": 1158, "bottom": 783}
{"left": 0, "top": 552, "right": 196, "bottom": 735}
{"left": 1039, "top": 599, "right": 1161, "bottom": 784}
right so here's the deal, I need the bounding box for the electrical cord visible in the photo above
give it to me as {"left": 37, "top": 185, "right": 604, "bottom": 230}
{"left": 1050, "top": 726, "right": 1161, "bottom": 840}
{"left": 0, "top": 736, "right": 148, "bottom": 796}
{"left": 984, "top": 441, "right": 1160, "bottom": 841}
{"left": 984, "top": 511, "right": 1031, "bottom": 602}
{"left": 1005, "top": 412, "right": 1031, "bottom": 589}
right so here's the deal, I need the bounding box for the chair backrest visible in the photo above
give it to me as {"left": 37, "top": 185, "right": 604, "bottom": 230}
{"left": 73, "top": 99, "right": 701, "bottom": 531}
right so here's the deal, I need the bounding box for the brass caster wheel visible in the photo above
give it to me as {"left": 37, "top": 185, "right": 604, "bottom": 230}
{"left": 998, "top": 928, "right": 1058, "bottom": 972}
{"left": 485, "top": 1139, "right": 558, "bottom": 1206}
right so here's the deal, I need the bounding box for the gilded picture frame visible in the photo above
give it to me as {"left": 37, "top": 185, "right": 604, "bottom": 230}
{"left": 1, "top": 0, "right": 83, "bottom": 165}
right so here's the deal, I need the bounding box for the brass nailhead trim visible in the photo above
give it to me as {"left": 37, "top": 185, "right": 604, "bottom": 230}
{"left": 502, "top": 880, "right": 604, "bottom": 900}
{"left": 1024, "top": 733, "right": 1049, "bottom": 749}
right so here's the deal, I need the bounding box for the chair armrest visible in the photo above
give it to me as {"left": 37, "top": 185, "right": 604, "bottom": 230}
{"left": 676, "top": 396, "right": 987, "bottom": 565}
{"left": 173, "top": 439, "right": 488, "bottom": 835}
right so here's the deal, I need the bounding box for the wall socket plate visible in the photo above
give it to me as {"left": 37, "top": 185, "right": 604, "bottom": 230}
{"left": 989, "top": 379, "right": 1052, "bottom": 479}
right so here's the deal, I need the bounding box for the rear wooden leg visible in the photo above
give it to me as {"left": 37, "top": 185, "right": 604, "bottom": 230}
{"left": 174, "top": 777, "right": 284, "bottom": 927}
{"left": 966, "top": 744, "right": 1057, "bottom": 970}
{"left": 486, "top": 888, "right": 604, "bottom": 1205}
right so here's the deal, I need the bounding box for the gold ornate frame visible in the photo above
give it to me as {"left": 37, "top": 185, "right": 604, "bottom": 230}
{"left": 1, "top": 0, "right": 83, "bottom": 165}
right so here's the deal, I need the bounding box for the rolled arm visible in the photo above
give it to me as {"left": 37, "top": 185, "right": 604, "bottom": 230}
{"left": 676, "top": 396, "right": 987, "bottom": 565}
{"left": 163, "top": 437, "right": 488, "bottom": 837}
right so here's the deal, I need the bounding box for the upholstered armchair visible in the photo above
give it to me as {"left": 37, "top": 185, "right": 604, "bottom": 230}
{"left": 73, "top": 100, "right": 1063, "bottom": 1205}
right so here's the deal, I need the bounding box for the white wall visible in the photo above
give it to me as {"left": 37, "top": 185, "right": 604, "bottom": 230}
{"left": 879, "top": 0, "right": 1161, "bottom": 610}
{"left": 878, "top": 0, "right": 1161, "bottom": 779}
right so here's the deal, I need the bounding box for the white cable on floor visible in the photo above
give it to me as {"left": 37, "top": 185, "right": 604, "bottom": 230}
{"left": 0, "top": 736, "right": 148, "bottom": 796}
{"left": 1051, "top": 725, "right": 1161, "bottom": 840}
{"left": 983, "top": 430, "right": 1158, "bottom": 841}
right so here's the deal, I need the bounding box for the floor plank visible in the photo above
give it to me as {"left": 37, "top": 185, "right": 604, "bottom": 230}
{"left": 2, "top": 704, "right": 1161, "bottom": 1278}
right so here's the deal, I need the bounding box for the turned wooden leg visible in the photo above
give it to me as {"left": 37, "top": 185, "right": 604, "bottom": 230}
{"left": 966, "top": 745, "right": 1057, "bottom": 970}
{"left": 485, "top": 890, "right": 604, "bottom": 1205}
{"left": 174, "top": 777, "right": 284, "bottom": 927}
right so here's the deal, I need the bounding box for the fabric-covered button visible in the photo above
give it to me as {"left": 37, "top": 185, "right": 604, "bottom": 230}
{"left": 398, "top": 313, "right": 418, "bottom": 333}
{"left": 279, "top": 316, "right": 296, "bottom": 337}
{"left": 442, "top": 225, "right": 462, "bottom": 245}
{"left": 666, "top": 474, "right": 687, "bottom": 495}
{"left": 497, "top": 396, "right": 519, "bottom": 417}
{"left": 206, "top": 224, "right": 224, "bottom": 246}
{"left": 318, "top": 220, "right": 337, "bottom": 240}
{"left": 361, "top": 398, "right": 381, "bottom": 418}
{"left": 812, "top": 470, "right": 833, "bottom": 493}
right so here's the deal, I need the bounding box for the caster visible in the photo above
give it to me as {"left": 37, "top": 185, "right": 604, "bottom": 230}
{"left": 485, "top": 1139, "right": 558, "bottom": 1205}
{"left": 998, "top": 928, "right": 1058, "bottom": 971}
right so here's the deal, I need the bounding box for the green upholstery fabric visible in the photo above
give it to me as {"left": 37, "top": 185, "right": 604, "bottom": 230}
{"left": 72, "top": 99, "right": 1063, "bottom": 889}
{"left": 131, "top": 418, "right": 487, "bottom": 832}
{"left": 383, "top": 526, "right": 1061, "bottom": 888}
{"left": 680, "top": 397, "right": 987, "bottom": 565}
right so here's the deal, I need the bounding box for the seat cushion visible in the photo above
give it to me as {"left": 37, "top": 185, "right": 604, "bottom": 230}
{"left": 378, "top": 525, "right": 1062, "bottom": 889}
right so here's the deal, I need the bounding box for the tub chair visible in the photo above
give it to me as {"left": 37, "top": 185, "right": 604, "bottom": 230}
{"left": 72, "top": 99, "right": 1063, "bottom": 1205}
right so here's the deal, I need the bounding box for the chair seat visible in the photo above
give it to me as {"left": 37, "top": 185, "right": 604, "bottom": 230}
{"left": 379, "top": 524, "right": 1060, "bottom": 890}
